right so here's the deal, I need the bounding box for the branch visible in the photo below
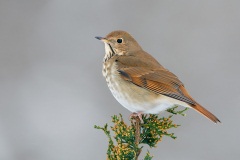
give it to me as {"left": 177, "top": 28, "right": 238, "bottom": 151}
{"left": 133, "top": 116, "right": 141, "bottom": 160}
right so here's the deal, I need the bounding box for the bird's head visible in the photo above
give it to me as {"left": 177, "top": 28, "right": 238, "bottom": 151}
{"left": 96, "top": 30, "right": 142, "bottom": 61}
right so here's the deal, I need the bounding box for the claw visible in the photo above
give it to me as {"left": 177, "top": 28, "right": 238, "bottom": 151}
{"left": 129, "top": 112, "right": 144, "bottom": 123}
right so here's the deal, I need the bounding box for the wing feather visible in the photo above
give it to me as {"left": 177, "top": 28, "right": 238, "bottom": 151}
{"left": 116, "top": 56, "right": 196, "bottom": 105}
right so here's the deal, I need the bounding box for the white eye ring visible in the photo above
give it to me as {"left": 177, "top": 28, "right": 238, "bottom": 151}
{"left": 117, "top": 38, "right": 123, "bottom": 43}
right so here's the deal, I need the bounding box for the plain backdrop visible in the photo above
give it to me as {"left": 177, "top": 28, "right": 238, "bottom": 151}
{"left": 0, "top": 0, "right": 239, "bottom": 160}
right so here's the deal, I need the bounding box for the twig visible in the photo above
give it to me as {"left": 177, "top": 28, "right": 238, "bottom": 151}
{"left": 133, "top": 116, "right": 141, "bottom": 160}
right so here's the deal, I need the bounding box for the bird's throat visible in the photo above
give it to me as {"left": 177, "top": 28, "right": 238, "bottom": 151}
{"left": 103, "top": 43, "right": 115, "bottom": 62}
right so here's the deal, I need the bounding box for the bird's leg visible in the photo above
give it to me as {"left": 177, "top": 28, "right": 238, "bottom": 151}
{"left": 129, "top": 112, "right": 143, "bottom": 159}
{"left": 129, "top": 112, "right": 143, "bottom": 123}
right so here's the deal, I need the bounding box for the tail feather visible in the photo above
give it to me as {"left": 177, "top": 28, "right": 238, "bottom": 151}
{"left": 191, "top": 103, "right": 221, "bottom": 123}
{"left": 178, "top": 86, "right": 220, "bottom": 123}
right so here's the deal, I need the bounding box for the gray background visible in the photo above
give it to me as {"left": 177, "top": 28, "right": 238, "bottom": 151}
{"left": 0, "top": 0, "right": 239, "bottom": 160}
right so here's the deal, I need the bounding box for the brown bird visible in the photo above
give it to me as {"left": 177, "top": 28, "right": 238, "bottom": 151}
{"left": 96, "top": 30, "right": 220, "bottom": 123}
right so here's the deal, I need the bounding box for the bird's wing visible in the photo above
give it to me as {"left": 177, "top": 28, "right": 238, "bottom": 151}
{"left": 116, "top": 56, "right": 196, "bottom": 105}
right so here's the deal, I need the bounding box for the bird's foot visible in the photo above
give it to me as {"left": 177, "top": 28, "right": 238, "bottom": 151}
{"left": 129, "top": 112, "right": 143, "bottom": 123}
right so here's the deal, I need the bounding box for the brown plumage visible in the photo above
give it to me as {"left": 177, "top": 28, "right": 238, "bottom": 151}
{"left": 96, "top": 30, "right": 220, "bottom": 123}
{"left": 117, "top": 56, "right": 220, "bottom": 123}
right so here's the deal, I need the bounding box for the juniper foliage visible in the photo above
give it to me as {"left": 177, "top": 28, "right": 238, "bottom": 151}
{"left": 94, "top": 106, "right": 188, "bottom": 160}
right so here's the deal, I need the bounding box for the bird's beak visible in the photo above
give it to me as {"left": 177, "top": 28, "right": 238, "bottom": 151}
{"left": 95, "top": 36, "right": 109, "bottom": 43}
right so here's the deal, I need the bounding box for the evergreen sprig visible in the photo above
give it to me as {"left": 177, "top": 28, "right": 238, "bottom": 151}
{"left": 94, "top": 106, "right": 187, "bottom": 160}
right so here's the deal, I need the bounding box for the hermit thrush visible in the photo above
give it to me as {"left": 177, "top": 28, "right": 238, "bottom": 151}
{"left": 95, "top": 30, "right": 220, "bottom": 123}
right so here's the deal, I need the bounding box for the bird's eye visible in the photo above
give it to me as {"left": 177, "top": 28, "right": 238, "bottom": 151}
{"left": 117, "top": 38, "right": 123, "bottom": 43}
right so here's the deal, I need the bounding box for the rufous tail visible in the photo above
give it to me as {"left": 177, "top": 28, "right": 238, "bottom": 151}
{"left": 191, "top": 103, "right": 221, "bottom": 123}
